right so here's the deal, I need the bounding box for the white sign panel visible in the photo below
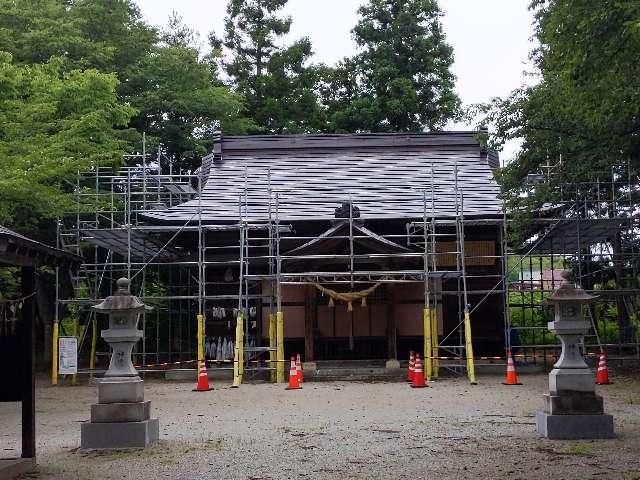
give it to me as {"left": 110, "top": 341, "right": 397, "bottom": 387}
{"left": 58, "top": 336, "right": 78, "bottom": 375}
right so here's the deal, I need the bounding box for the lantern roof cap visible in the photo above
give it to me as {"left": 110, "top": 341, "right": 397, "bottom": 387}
{"left": 92, "top": 277, "right": 146, "bottom": 313}
{"left": 547, "top": 271, "right": 597, "bottom": 303}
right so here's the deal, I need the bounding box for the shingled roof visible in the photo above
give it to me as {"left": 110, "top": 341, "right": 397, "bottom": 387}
{"left": 142, "top": 132, "right": 502, "bottom": 224}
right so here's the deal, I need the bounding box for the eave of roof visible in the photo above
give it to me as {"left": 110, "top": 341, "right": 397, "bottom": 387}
{"left": 0, "top": 226, "right": 82, "bottom": 268}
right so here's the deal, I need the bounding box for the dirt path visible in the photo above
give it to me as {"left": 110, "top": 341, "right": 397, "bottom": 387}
{"left": 1, "top": 374, "right": 639, "bottom": 480}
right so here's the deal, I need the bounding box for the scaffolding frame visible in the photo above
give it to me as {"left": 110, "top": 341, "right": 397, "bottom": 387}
{"left": 55, "top": 145, "right": 640, "bottom": 383}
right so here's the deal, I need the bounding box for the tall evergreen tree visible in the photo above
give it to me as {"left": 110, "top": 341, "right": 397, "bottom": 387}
{"left": 127, "top": 15, "right": 253, "bottom": 172}
{"left": 211, "top": 0, "right": 325, "bottom": 133}
{"left": 325, "top": 0, "right": 460, "bottom": 133}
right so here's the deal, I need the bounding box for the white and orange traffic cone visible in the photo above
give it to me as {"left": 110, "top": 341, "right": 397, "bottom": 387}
{"left": 503, "top": 351, "right": 521, "bottom": 385}
{"left": 406, "top": 351, "right": 415, "bottom": 383}
{"left": 193, "top": 360, "right": 213, "bottom": 392}
{"left": 410, "top": 354, "right": 428, "bottom": 388}
{"left": 595, "top": 352, "right": 612, "bottom": 385}
{"left": 286, "top": 357, "right": 302, "bottom": 390}
{"left": 296, "top": 353, "right": 304, "bottom": 383}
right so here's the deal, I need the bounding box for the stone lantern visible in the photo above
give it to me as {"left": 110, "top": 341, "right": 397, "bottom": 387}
{"left": 81, "top": 278, "right": 159, "bottom": 449}
{"left": 536, "top": 271, "right": 614, "bottom": 439}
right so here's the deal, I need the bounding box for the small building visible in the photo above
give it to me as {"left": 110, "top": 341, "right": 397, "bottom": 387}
{"left": 0, "top": 226, "right": 80, "bottom": 478}
{"left": 143, "top": 131, "right": 506, "bottom": 364}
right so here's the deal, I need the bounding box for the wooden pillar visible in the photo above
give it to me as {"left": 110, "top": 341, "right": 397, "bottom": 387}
{"left": 386, "top": 285, "right": 397, "bottom": 360}
{"left": 21, "top": 266, "right": 35, "bottom": 459}
{"left": 304, "top": 285, "right": 315, "bottom": 361}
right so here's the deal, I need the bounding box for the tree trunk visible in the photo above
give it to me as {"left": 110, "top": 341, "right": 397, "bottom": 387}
{"left": 304, "top": 285, "right": 315, "bottom": 361}
{"left": 386, "top": 285, "right": 397, "bottom": 360}
{"left": 36, "top": 272, "right": 55, "bottom": 370}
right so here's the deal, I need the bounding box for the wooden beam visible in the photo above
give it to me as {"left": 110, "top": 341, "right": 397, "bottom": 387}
{"left": 386, "top": 285, "right": 397, "bottom": 360}
{"left": 304, "top": 285, "right": 315, "bottom": 361}
{"left": 21, "top": 266, "right": 35, "bottom": 460}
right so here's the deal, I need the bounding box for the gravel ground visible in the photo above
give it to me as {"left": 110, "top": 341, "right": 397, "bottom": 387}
{"left": 1, "top": 373, "right": 640, "bottom": 480}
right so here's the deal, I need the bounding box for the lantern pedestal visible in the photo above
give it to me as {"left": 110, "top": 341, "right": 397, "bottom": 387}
{"left": 82, "top": 377, "right": 158, "bottom": 448}
{"left": 536, "top": 273, "right": 614, "bottom": 439}
{"left": 536, "top": 412, "right": 614, "bottom": 440}
{"left": 80, "top": 278, "right": 159, "bottom": 449}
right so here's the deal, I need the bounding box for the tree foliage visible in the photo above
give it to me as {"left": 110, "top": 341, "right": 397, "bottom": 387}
{"left": 485, "top": 0, "right": 640, "bottom": 198}
{"left": 480, "top": 0, "right": 640, "bottom": 341}
{"left": 127, "top": 16, "right": 253, "bottom": 171}
{"left": 324, "top": 0, "right": 460, "bottom": 133}
{"left": 0, "top": 0, "right": 470, "bottom": 232}
{"left": 211, "top": 0, "right": 325, "bottom": 133}
{"left": 0, "top": 0, "right": 157, "bottom": 88}
{"left": 0, "top": 53, "right": 134, "bottom": 234}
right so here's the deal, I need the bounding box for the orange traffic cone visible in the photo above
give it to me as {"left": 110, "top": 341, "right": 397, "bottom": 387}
{"left": 286, "top": 357, "right": 302, "bottom": 390}
{"left": 406, "top": 351, "right": 415, "bottom": 382}
{"left": 410, "top": 354, "right": 428, "bottom": 388}
{"left": 296, "top": 353, "right": 304, "bottom": 383}
{"left": 193, "top": 360, "right": 212, "bottom": 392}
{"left": 595, "top": 352, "right": 612, "bottom": 385}
{"left": 502, "top": 351, "right": 521, "bottom": 385}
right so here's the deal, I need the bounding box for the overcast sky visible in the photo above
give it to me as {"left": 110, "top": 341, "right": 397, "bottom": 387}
{"left": 135, "top": 0, "right": 537, "bottom": 162}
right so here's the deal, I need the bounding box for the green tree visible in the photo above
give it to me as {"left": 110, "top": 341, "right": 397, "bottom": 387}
{"left": 0, "top": 0, "right": 157, "bottom": 90}
{"left": 0, "top": 4, "right": 252, "bottom": 172}
{"left": 211, "top": 0, "right": 325, "bottom": 133}
{"left": 127, "top": 15, "right": 254, "bottom": 172}
{"left": 0, "top": 53, "right": 135, "bottom": 235}
{"left": 482, "top": 0, "right": 640, "bottom": 341}
{"left": 325, "top": 0, "right": 460, "bottom": 133}
{"left": 490, "top": 0, "right": 640, "bottom": 190}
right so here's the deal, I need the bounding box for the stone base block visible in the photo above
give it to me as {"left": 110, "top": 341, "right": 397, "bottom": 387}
{"left": 385, "top": 359, "right": 400, "bottom": 369}
{"left": 91, "top": 401, "right": 150, "bottom": 423}
{"left": 98, "top": 378, "right": 144, "bottom": 404}
{"left": 543, "top": 393, "right": 603, "bottom": 415}
{"left": 81, "top": 419, "right": 159, "bottom": 449}
{"left": 536, "top": 411, "right": 614, "bottom": 439}
{"left": 549, "top": 368, "right": 594, "bottom": 394}
{"left": 302, "top": 362, "right": 317, "bottom": 374}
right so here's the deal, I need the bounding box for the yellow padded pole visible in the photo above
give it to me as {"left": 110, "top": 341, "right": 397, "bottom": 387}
{"left": 268, "top": 313, "right": 276, "bottom": 382}
{"left": 238, "top": 314, "right": 244, "bottom": 382}
{"left": 464, "top": 308, "right": 477, "bottom": 385}
{"left": 423, "top": 308, "right": 432, "bottom": 379}
{"left": 431, "top": 308, "right": 439, "bottom": 379}
{"left": 52, "top": 321, "right": 59, "bottom": 385}
{"left": 197, "top": 313, "right": 206, "bottom": 388}
{"left": 232, "top": 311, "right": 244, "bottom": 387}
{"left": 276, "top": 311, "right": 284, "bottom": 383}
{"left": 197, "top": 314, "right": 204, "bottom": 362}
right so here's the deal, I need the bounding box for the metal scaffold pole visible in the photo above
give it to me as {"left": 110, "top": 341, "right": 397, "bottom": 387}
{"left": 430, "top": 164, "right": 439, "bottom": 378}
{"left": 454, "top": 163, "right": 476, "bottom": 385}
{"left": 348, "top": 192, "right": 354, "bottom": 351}
{"left": 267, "top": 168, "right": 277, "bottom": 382}
{"left": 196, "top": 169, "right": 205, "bottom": 376}
{"left": 459, "top": 190, "right": 476, "bottom": 385}
{"left": 501, "top": 200, "right": 511, "bottom": 355}
{"left": 423, "top": 189, "right": 433, "bottom": 380}
{"left": 52, "top": 220, "right": 60, "bottom": 386}
{"left": 232, "top": 193, "right": 245, "bottom": 388}
{"left": 275, "top": 192, "right": 285, "bottom": 383}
